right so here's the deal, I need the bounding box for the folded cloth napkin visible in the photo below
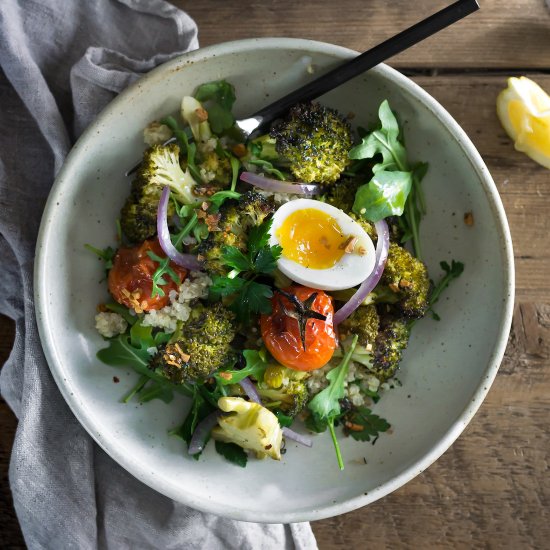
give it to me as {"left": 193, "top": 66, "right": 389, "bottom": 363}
{"left": 0, "top": 1, "right": 317, "bottom": 548}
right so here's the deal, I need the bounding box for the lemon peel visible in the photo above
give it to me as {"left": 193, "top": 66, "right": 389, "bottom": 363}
{"left": 496, "top": 76, "right": 550, "bottom": 169}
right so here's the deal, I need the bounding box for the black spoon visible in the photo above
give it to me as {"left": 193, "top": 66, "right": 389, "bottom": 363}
{"left": 126, "top": 0, "right": 479, "bottom": 176}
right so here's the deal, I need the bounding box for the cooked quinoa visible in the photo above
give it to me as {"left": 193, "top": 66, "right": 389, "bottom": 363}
{"left": 141, "top": 271, "right": 212, "bottom": 332}
{"left": 307, "top": 360, "right": 381, "bottom": 407}
{"left": 95, "top": 312, "right": 128, "bottom": 338}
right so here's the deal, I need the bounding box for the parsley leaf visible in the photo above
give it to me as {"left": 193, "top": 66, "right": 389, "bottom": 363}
{"left": 427, "top": 260, "right": 465, "bottom": 319}
{"left": 344, "top": 406, "right": 390, "bottom": 442}
{"left": 215, "top": 441, "right": 247, "bottom": 467}
{"left": 221, "top": 247, "right": 251, "bottom": 273}
{"left": 210, "top": 275, "right": 246, "bottom": 298}
{"left": 208, "top": 219, "right": 281, "bottom": 324}
{"left": 215, "top": 349, "right": 268, "bottom": 385}
{"left": 254, "top": 246, "right": 282, "bottom": 274}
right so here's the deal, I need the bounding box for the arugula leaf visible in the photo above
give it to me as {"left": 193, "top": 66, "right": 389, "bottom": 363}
{"left": 427, "top": 260, "right": 465, "bottom": 316}
{"left": 230, "top": 155, "right": 240, "bottom": 192}
{"left": 97, "top": 322, "right": 193, "bottom": 399}
{"left": 136, "top": 381, "right": 175, "bottom": 404}
{"left": 104, "top": 302, "right": 136, "bottom": 325}
{"left": 215, "top": 349, "right": 268, "bottom": 385}
{"left": 344, "top": 406, "right": 390, "bottom": 442}
{"left": 146, "top": 251, "right": 182, "bottom": 298}
{"left": 210, "top": 190, "right": 242, "bottom": 209}
{"left": 170, "top": 388, "right": 214, "bottom": 458}
{"left": 350, "top": 100, "right": 428, "bottom": 258}
{"left": 160, "top": 116, "right": 192, "bottom": 152}
{"left": 248, "top": 159, "right": 288, "bottom": 180}
{"left": 353, "top": 170, "right": 412, "bottom": 222}
{"left": 215, "top": 441, "right": 247, "bottom": 467}
{"left": 194, "top": 80, "right": 237, "bottom": 134}
{"left": 307, "top": 335, "right": 359, "bottom": 470}
{"left": 85, "top": 243, "right": 115, "bottom": 270}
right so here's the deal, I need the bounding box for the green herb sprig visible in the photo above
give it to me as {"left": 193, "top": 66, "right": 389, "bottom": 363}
{"left": 209, "top": 219, "right": 282, "bottom": 323}
{"left": 146, "top": 250, "right": 182, "bottom": 298}
{"left": 350, "top": 100, "right": 428, "bottom": 259}
{"left": 307, "top": 335, "right": 359, "bottom": 470}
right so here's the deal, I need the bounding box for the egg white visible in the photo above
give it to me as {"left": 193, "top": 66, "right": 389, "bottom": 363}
{"left": 269, "top": 198, "right": 376, "bottom": 291}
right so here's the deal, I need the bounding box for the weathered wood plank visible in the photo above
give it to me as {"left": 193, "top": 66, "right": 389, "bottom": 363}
{"left": 312, "top": 302, "right": 550, "bottom": 549}
{"left": 410, "top": 74, "right": 550, "bottom": 302}
{"left": 178, "top": 0, "right": 550, "bottom": 69}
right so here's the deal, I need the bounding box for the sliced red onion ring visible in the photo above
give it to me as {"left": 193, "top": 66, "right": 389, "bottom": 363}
{"left": 240, "top": 171, "right": 320, "bottom": 196}
{"left": 282, "top": 427, "right": 313, "bottom": 448}
{"left": 157, "top": 186, "right": 202, "bottom": 270}
{"left": 333, "top": 219, "right": 390, "bottom": 325}
{"left": 188, "top": 410, "right": 223, "bottom": 455}
{"left": 239, "top": 377, "right": 262, "bottom": 404}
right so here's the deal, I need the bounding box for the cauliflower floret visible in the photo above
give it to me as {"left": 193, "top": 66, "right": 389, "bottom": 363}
{"left": 211, "top": 397, "right": 283, "bottom": 460}
{"left": 143, "top": 121, "right": 173, "bottom": 146}
{"left": 95, "top": 312, "right": 127, "bottom": 338}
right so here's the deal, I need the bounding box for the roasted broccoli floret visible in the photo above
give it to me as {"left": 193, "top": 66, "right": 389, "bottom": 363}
{"left": 369, "top": 310, "right": 410, "bottom": 381}
{"left": 380, "top": 243, "right": 431, "bottom": 318}
{"left": 120, "top": 143, "right": 201, "bottom": 242}
{"left": 149, "top": 303, "right": 236, "bottom": 383}
{"left": 323, "top": 176, "right": 363, "bottom": 213}
{"left": 269, "top": 102, "right": 352, "bottom": 184}
{"left": 338, "top": 305, "right": 379, "bottom": 347}
{"left": 257, "top": 380, "right": 309, "bottom": 417}
{"left": 211, "top": 397, "right": 283, "bottom": 460}
{"left": 197, "top": 150, "right": 231, "bottom": 186}
{"left": 120, "top": 178, "right": 164, "bottom": 243}
{"left": 198, "top": 190, "right": 274, "bottom": 275}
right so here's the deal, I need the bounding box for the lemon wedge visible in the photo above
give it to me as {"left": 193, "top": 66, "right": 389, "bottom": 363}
{"left": 496, "top": 77, "right": 550, "bottom": 169}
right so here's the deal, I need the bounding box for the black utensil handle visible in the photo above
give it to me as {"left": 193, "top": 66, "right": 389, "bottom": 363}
{"left": 252, "top": 0, "right": 479, "bottom": 129}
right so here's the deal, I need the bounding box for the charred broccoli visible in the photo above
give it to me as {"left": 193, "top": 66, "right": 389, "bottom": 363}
{"left": 269, "top": 102, "right": 352, "bottom": 184}
{"left": 198, "top": 190, "right": 274, "bottom": 275}
{"left": 323, "top": 176, "right": 363, "bottom": 213}
{"left": 380, "top": 243, "right": 431, "bottom": 318}
{"left": 149, "top": 303, "right": 236, "bottom": 383}
{"left": 120, "top": 143, "right": 201, "bottom": 242}
{"left": 257, "top": 380, "right": 309, "bottom": 417}
{"left": 338, "top": 305, "right": 379, "bottom": 347}
{"left": 370, "top": 310, "right": 410, "bottom": 381}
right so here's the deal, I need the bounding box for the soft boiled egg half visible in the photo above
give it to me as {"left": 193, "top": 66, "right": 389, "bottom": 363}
{"left": 269, "top": 198, "right": 376, "bottom": 291}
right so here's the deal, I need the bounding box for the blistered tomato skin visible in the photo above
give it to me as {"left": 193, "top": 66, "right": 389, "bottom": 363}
{"left": 260, "top": 285, "right": 337, "bottom": 371}
{"left": 108, "top": 239, "right": 187, "bottom": 312}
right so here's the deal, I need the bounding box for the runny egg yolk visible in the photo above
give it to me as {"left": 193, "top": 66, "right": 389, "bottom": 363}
{"left": 276, "top": 208, "right": 348, "bottom": 269}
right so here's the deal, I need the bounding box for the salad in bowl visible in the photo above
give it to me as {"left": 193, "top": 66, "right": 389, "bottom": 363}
{"left": 90, "top": 79, "right": 462, "bottom": 470}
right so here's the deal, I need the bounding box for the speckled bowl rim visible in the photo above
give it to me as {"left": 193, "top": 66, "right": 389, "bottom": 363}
{"left": 35, "top": 38, "right": 515, "bottom": 523}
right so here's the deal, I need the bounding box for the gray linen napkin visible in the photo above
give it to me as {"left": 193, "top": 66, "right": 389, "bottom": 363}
{"left": 0, "top": 1, "right": 317, "bottom": 548}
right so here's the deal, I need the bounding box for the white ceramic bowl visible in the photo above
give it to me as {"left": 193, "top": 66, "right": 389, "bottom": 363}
{"left": 35, "top": 38, "right": 514, "bottom": 523}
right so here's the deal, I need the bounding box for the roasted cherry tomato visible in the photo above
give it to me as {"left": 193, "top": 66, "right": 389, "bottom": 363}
{"left": 108, "top": 239, "right": 187, "bottom": 312}
{"left": 260, "top": 285, "right": 337, "bottom": 371}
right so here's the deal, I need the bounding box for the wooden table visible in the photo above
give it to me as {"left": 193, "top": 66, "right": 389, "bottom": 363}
{"left": 2, "top": 1, "right": 549, "bottom": 547}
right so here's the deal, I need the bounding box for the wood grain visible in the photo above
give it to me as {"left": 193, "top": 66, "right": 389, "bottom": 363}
{"left": 2, "top": 0, "right": 550, "bottom": 547}
{"left": 180, "top": 0, "right": 550, "bottom": 69}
